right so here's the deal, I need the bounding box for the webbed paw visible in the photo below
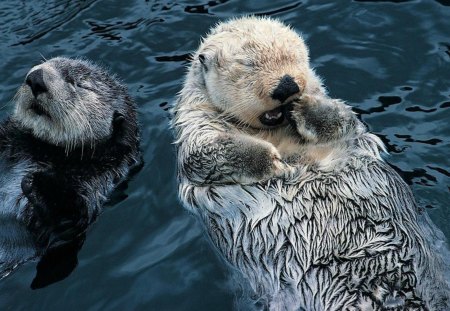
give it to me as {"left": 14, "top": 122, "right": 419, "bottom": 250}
{"left": 284, "top": 95, "right": 365, "bottom": 143}
{"left": 231, "top": 137, "right": 291, "bottom": 184}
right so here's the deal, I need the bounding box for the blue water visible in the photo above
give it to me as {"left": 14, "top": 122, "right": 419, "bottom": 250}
{"left": 0, "top": 0, "right": 449, "bottom": 310}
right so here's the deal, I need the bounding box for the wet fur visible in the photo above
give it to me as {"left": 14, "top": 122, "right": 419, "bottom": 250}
{"left": 173, "top": 17, "right": 450, "bottom": 310}
{"left": 0, "top": 58, "right": 141, "bottom": 287}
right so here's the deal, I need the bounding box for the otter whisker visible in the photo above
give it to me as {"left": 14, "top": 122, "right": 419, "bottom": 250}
{"left": 39, "top": 52, "right": 47, "bottom": 62}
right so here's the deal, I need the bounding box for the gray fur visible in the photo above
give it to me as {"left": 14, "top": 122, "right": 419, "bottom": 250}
{"left": 14, "top": 57, "right": 129, "bottom": 152}
{"left": 0, "top": 57, "right": 141, "bottom": 279}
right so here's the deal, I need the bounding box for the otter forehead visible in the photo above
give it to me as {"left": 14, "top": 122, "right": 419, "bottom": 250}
{"left": 210, "top": 16, "right": 304, "bottom": 43}
{"left": 13, "top": 57, "right": 129, "bottom": 150}
{"left": 201, "top": 16, "right": 309, "bottom": 65}
{"left": 28, "top": 57, "right": 122, "bottom": 93}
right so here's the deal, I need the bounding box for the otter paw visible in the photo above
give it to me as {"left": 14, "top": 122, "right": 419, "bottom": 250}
{"left": 273, "top": 159, "right": 289, "bottom": 177}
{"left": 243, "top": 143, "right": 288, "bottom": 182}
{"left": 21, "top": 173, "right": 34, "bottom": 197}
{"left": 285, "top": 95, "right": 364, "bottom": 143}
{"left": 24, "top": 171, "right": 60, "bottom": 205}
{"left": 21, "top": 171, "right": 74, "bottom": 245}
{"left": 22, "top": 172, "right": 54, "bottom": 239}
{"left": 271, "top": 149, "right": 296, "bottom": 179}
{"left": 21, "top": 172, "right": 49, "bottom": 213}
{"left": 269, "top": 146, "right": 284, "bottom": 175}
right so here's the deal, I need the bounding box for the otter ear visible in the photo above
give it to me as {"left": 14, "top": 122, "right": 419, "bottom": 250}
{"left": 198, "top": 51, "right": 220, "bottom": 70}
{"left": 198, "top": 54, "right": 208, "bottom": 71}
{"left": 111, "top": 111, "right": 129, "bottom": 146}
{"left": 112, "top": 111, "right": 125, "bottom": 137}
{"left": 198, "top": 54, "right": 206, "bottom": 65}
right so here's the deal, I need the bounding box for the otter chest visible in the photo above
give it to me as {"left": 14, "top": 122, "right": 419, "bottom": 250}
{"left": 180, "top": 165, "right": 428, "bottom": 310}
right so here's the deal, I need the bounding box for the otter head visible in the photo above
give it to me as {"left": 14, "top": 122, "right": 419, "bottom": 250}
{"left": 14, "top": 57, "right": 132, "bottom": 150}
{"left": 195, "top": 16, "right": 324, "bottom": 129}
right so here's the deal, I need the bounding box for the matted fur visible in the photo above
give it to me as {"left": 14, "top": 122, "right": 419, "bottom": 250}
{"left": 173, "top": 16, "right": 450, "bottom": 310}
{"left": 0, "top": 57, "right": 141, "bottom": 284}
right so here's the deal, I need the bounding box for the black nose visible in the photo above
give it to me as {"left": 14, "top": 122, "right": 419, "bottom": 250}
{"left": 271, "top": 75, "right": 300, "bottom": 103}
{"left": 26, "top": 69, "right": 48, "bottom": 97}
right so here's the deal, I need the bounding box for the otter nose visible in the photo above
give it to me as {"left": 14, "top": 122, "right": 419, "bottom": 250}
{"left": 26, "top": 69, "right": 48, "bottom": 97}
{"left": 271, "top": 75, "right": 300, "bottom": 103}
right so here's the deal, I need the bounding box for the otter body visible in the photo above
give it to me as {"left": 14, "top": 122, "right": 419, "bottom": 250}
{"left": 179, "top": 135, "right": 449, "bottom": 310}
{"left": 173, "top": 17, "right": 449, "bottom": 310}
{"left": 0, "top": 57, "right": 141, "bottom": 286}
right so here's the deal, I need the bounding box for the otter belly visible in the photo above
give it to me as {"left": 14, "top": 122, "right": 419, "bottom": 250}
{"left": 180, "top": 161, "right": 450, "bottom": 310}
{"left": 0, "top": 158, "right": 37, "bottom": 275}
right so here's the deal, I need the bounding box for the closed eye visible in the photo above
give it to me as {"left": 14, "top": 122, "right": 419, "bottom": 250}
{"left": 236, "top": 59, "right": 254, "bottom": 68}
{"left": 76, "top": 83, "right": 97, "bottom": 92}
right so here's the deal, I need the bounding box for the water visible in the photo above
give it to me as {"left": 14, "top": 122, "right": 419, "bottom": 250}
{"left": 0, "top": 0, "right": 448, "bottom": 310}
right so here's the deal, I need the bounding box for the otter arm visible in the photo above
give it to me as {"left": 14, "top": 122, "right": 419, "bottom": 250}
{"left": 20, "top": 168, "right": 116, "bottom": 289}
{"left": 180, "top": 131, "right": 284, "bottom": 185}
{"left": 17, "top": 170, "right": 90, "bottom": 289}
{"left": 287, "top": 96, "right": 365, "bottom": 143}
{"left": 21, "top": 170, "right": 95, "bottom": 247}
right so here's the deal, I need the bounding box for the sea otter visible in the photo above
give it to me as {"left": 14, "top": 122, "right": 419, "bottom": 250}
{"left": 172, "top": 16, "right": 450, "bottom": 310}
{"left": 0, "top": 57, "right": 141, "bottom": 288}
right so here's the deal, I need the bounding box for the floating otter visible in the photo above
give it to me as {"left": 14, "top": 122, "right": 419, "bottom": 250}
{"left": 0, "top": 57, "right": 141, "bottom": 288}
{"left": 173, "top": 17, "right": 450, "bottom": 310}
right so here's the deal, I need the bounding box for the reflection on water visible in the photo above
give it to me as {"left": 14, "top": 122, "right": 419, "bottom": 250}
{"left": 0, "top": 0, "right": 448, "bottom": 310}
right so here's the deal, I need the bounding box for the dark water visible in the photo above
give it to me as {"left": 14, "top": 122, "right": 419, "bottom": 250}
{"left": 0, "top": 0, "right": 449, "bottom": 310}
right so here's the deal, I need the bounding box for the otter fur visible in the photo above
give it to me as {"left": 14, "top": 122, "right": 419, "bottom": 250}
{"left": 0, "top": 57, "right": 141, "bottom": 288}
{"left": 173, "top": 17, "right": 450, "bottom": 310}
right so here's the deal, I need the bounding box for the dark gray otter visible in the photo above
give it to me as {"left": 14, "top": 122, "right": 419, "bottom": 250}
{"left": 173, "top": 16, "right": 450, "bottom": 310}
{"left": 0, "top": 57, "right": 141, "bottom": 288}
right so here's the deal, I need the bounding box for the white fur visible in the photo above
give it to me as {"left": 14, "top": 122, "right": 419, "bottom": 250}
{"left": 173, "top": 16, "right": 450, "bottom": 310}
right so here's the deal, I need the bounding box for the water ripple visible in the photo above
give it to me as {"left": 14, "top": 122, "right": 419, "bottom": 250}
{"left": 0, "top": 0, "right": 448, "bottom": 310}
{"left": 184, "top": 0, "right": 230, "bottom": 15}
{"left": 10, "top": 0, "right": 98, "bottom": 46}
{"left": 254, "top": 2, "right": 303, "bottom": 16}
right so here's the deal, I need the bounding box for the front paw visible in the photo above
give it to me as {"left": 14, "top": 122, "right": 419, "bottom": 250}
{"left": 236, "top": 139, "right": 290, "bottom": 183}
{"left": 268, "top": 145, "right": 285, "bottom": 175}
{"left": 21, "top": 172, "right": 48, "bottom": 216}
{"left": 283, "top": 99, "right": 319, "bottom": 143}
{"left": 266, "top": 146, "right": 297, "bottom": 180}
{"left": 21, "top": 172, "right": 53, "bottom": 241}
{"left": 285, "top": 95, "right": 364, "bottom": 143}
{"left": 21, "top": 171, "right": 85, "bottom": 247}
{"left": 21, "top": 173, "right": 34, "bottom": 197}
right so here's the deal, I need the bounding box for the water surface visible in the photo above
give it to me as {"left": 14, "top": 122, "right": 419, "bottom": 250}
{"left": 0, "top": 0, "right": 449, "bottom": 310}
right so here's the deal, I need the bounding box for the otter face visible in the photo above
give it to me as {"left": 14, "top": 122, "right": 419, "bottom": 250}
{"left": 14, "top": 57, "right": 128, "bottom": 150}
{"left": 196, "top": 17, "right": 319, "bottom": 129}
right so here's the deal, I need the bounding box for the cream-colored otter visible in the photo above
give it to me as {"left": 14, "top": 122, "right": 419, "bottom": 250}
{"left": 173, "top": 17, "right": 450, "bottom": 310}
